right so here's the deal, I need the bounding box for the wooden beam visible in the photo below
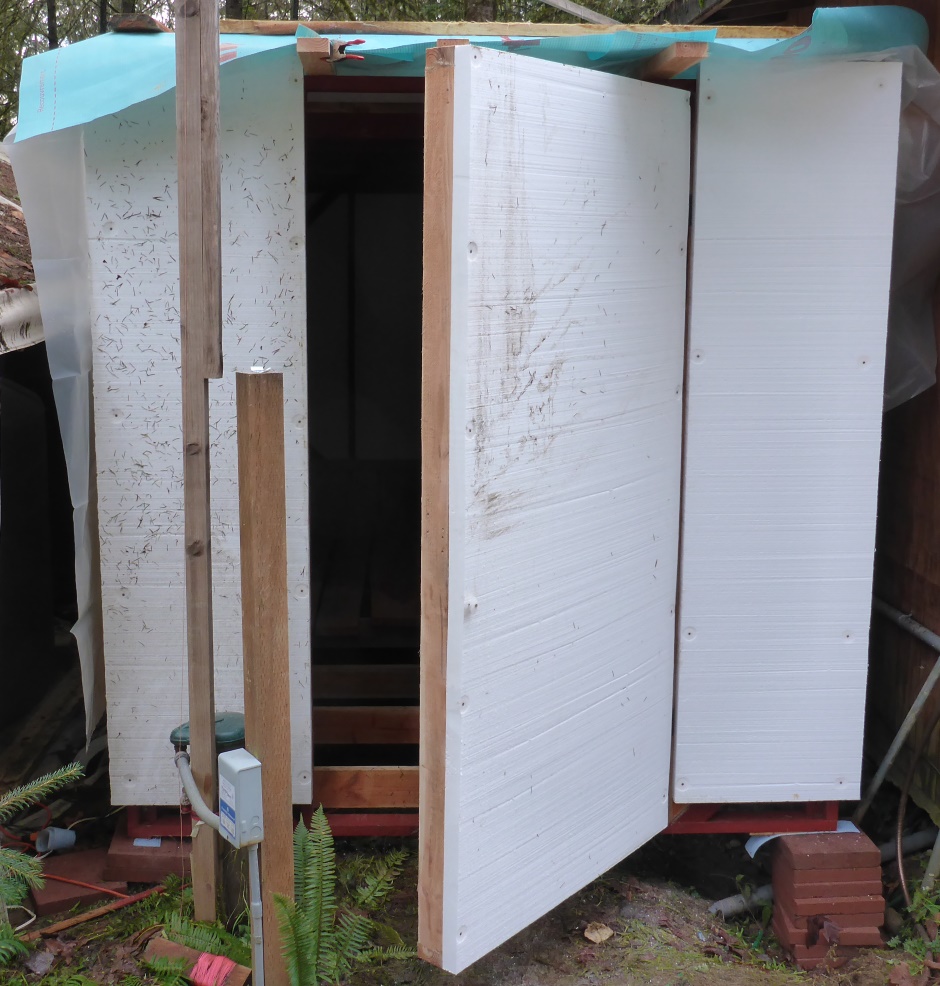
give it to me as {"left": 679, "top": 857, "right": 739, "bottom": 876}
{"left": 640, "top": 41, "right": 708, "bottom": 80}
{"left": 418, "top": 42, "right": 454, "bottom": 970}
{"left": 175, "top": 0, "right": 222, "bottom": 923}
{"left": 219, "top": 18, "right": 802, "bottom": 38}
{"left": 237, "top": 371, "right": 294, "bottom": 986}
{"left": 314, "top": 706, "right": 419, "bottom": 745}
{"left": 314, "top": 766, "right": 419, "bottom": 808}
{"left": 296, "top": 36, "right": 334, "bottom": 75}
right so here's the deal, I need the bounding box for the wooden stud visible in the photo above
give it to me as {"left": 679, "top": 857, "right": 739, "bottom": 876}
{"left": 175, "top": 0, "right": 222, "bottom": 922}
{"left": 237, "top": 371, "right": 294, "bottom": 986}
{"left": 219, "top": 19, "right": 802, "bottom": 38}
{"left": 418, "top": 43, "right": 454, "bottom": 970}
{"left": 436, "top": 38, "right": 469, "bottom": 46}
{"left": 296, "top": 36, "right": 334, "bottom": 76}
{"left": 314, "top": 766, "right": 419, "bottom": 808}
{"left": 176, "top": 0, "right": 222, "bottom": 379}
{"left": 313, "top": 706, "right": 419, "bottom": 745}
{"left": 640, "top": 41, "right": 707, "bottom": 81}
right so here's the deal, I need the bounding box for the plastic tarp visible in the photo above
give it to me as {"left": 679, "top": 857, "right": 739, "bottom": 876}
{"left": 7, "top": 5, "right": 935, "bottom": 738}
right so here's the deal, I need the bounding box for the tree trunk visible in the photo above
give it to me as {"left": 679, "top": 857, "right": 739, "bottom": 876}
{"left": 47, "top": 0, "right": 58, "bottom": 48}
{"left": 99, "top": 0, "right": 108, "bottom": 32}
{"left": 466, "top": 0, "right": 496, "bottom": 19}
{"left": 225, "top": 0, "right": 244, "bottom": 18}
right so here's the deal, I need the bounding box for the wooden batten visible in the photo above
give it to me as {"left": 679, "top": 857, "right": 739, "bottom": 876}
{"left": 640, "top": 41, "right": 707, "bottom": 81}
{"left": 314, "top": 766, "right": 419, "bottom": 808}
{"left": 297, "top": 36, "right": 334, "bottom": 75}
{"left": 418, "top": 42, "right": 454, "bottom": 970}
{"left": 175, "top": 0, "right": 222, "bottom": 922}
{"left": 221, "top": 18, "right": 801, "bottom": 38}
{"left": 237, "top": 371, "right": 294, "bottom": 986}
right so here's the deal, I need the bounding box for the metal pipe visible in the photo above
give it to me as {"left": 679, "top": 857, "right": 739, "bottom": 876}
{"left": 248, "top": 844, "right": 265, "bottom": 986}
{"left": 853, "top": 599, "right": 940, "bottom": 826}
{"left": 881, "top": 827, "right": 939, "bottom": 863}
{"left": 174, "top": 752, "right": 221, "bottom": 833}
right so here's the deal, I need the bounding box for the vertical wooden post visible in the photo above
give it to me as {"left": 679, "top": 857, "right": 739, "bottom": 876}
{"left": 175, "top": 0, "right": 223, "bottom": 922}
{"left": 237, "top": 371, "right": 294, "bottom": 986}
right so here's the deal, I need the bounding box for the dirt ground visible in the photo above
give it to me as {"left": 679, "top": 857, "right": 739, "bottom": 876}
{"left": 1, "top": 830, "right": 904, "bottom": 986}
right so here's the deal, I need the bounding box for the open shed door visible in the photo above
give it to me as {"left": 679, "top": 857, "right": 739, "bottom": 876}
{"left": 419, "top": 45, "right": 690, "bottom": 972}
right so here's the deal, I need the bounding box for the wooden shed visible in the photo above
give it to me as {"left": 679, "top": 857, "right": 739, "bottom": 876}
{"left": 8, "top": 6, "right": 936, "bottom": 970}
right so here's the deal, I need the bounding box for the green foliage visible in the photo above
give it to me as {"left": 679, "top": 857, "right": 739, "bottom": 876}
{"left": 142, "top": 954, "right": 189, "bottom": 986}
{"left": 162, "top": 911, "right": 252, "bottom": 968}
{"left": 0, "top": 763, "right": 84, "bottom": 967}
{"left": 0, "top": 763, "right": 84, "bottom": 824}
{"left": 887, "top": 886, "right": 940, "bottom": 974}
{"left": 275, "top": 807, "right": 416, "bottom": 986}
{"left": 0, "top": 922, "right": 28, "bottom": 966}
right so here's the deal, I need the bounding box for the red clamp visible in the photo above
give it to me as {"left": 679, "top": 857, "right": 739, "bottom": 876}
{"left": 325, "top": 38, "right": 366, "bottom": 62}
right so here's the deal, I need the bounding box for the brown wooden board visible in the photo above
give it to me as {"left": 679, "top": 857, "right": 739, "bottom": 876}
{"left": 220, "top": 18, "right": 802, "bottom": 37}
{"left": 314, "top": 706, "right": 419, "bottom": 745}
{"left": 312, "top": 664, "right": 419, "bottom": 701}
{"left": 314, "top": 766, "right": 419, "bottom": 808}
{"left": 418, "top": 43, "right": 454, "bottom": 969}
{"left": 144, "top": 938, "right": 251, "bottom": 986}
{"left": 237, "top": 371, "right": 294, "bottom": 986}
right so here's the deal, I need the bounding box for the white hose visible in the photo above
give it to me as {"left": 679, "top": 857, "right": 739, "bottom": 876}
{"left": 174, "top": 752, "right": 220, "bottom": 832}
{"left": 708, "top": 884, "right": 773, "bottom": 919}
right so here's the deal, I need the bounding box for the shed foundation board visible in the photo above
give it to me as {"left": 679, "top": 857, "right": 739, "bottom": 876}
{"left": 86, "top": 47, "right": 310, "bottom": 806}
{"left": 674, "top": 60, "right": 902, "bottom": 804}
{"left": 420, "top": 46, "right": 690, "bottom": 973}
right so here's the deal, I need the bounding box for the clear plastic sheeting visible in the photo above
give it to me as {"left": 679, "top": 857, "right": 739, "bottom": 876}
{"left": 5, "top": 127, "right": 105, "bottom": 738}
{"left": 875, "top": 46, "right": 940, "bottom": 408}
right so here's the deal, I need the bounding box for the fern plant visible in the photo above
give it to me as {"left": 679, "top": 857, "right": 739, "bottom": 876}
{"left": 0, "top": 763, "right": 84, "bottom": 964}
{"left": 275, "top": 807, "right": 415, "bottom": 986}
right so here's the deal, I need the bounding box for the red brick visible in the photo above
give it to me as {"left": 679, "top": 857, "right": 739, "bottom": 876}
{"left": 104, "top": 820, "right": 190, "bottom": 884}
{"left": 774, "top": 907, "right": 884, "bottom": 947}
{"left": 773, "top": 856, "right": 883, "bottom": 891}
{"left": 775, "top": 832, "right": 880, "bottom": 870}
{"left": 777, "top": 887, "right": 884, "bottom": 918}
{"left": 30, "top": 848, "right": 128, "bottom": 917}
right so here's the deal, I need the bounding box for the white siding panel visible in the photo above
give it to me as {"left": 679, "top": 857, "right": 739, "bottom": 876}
{"left": 86, "top": 48, "right": 310, "bottom": 805}
{"left": 431, "top": 47, "right": 690, "bottom": 971}
{"left": 674, "top": 61, "right": 901, "bottom": 803}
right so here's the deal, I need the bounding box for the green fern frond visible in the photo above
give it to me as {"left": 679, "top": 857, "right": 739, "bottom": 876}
{"left": 352, "top": 850, "right": 407, "bottom": 910}
{"left": 356, "top": 944, "right": 418, "bottom": 963}
{"left": 162, "top": 913, "right": 224, "bottom": 956}
{"left": 275, "top": 894, "right": 317, "bottom": 986}
{"left": 0, "top": 764, "right": 84, "bottom": 824}
{"left": 0, "top": 847, "right": 43, "bottom": 891}
{"left": 143, "top": 954, "right": 188, "bottom": 986}
{"left": 0, "top": 922, "right": 28, "bottom": 967}
{"left": 370, "top": 920, "right": 407, "bottom": 948}
{"left": 63, "top": 976, "right": 100, "bottom": 986}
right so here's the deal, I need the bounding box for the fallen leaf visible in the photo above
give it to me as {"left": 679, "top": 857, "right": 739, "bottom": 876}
{"left": 584, "top": 922, "right": 613, "bottom": 944}
{"left": 25, "top": 950, "right": 56, "bottom": 976}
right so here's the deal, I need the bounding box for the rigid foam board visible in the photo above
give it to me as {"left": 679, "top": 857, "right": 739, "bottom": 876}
{"left": 674, "top": 60, "right": 902, "bottom": 803}
{"left": 420, "top": 46, "right": 690, "bottom": 972}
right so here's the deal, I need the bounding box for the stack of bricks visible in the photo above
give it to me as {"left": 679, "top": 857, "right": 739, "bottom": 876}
{"left": 771, "top": 832, "right": 884, "bottom": 970}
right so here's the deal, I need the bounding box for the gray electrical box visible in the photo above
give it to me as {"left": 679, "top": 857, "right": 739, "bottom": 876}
{"left": 218, "top": 749, "right": 263, "bottom": 848}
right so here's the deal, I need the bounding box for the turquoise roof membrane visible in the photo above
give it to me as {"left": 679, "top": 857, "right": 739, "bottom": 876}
{"left": 15, "top": 6, "right": 929, "bottom": 141}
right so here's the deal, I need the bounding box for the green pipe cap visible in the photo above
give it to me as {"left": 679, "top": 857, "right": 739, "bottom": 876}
{"left": 170, "top": 712, "right": 246, "bottom": 751}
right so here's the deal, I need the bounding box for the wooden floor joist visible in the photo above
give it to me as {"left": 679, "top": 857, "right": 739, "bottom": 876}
{"left": 640, "top": 41, "right": 708, "bottom": 80}
{"left": 314, "top": 706, "right": 419, "bottom": 745}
